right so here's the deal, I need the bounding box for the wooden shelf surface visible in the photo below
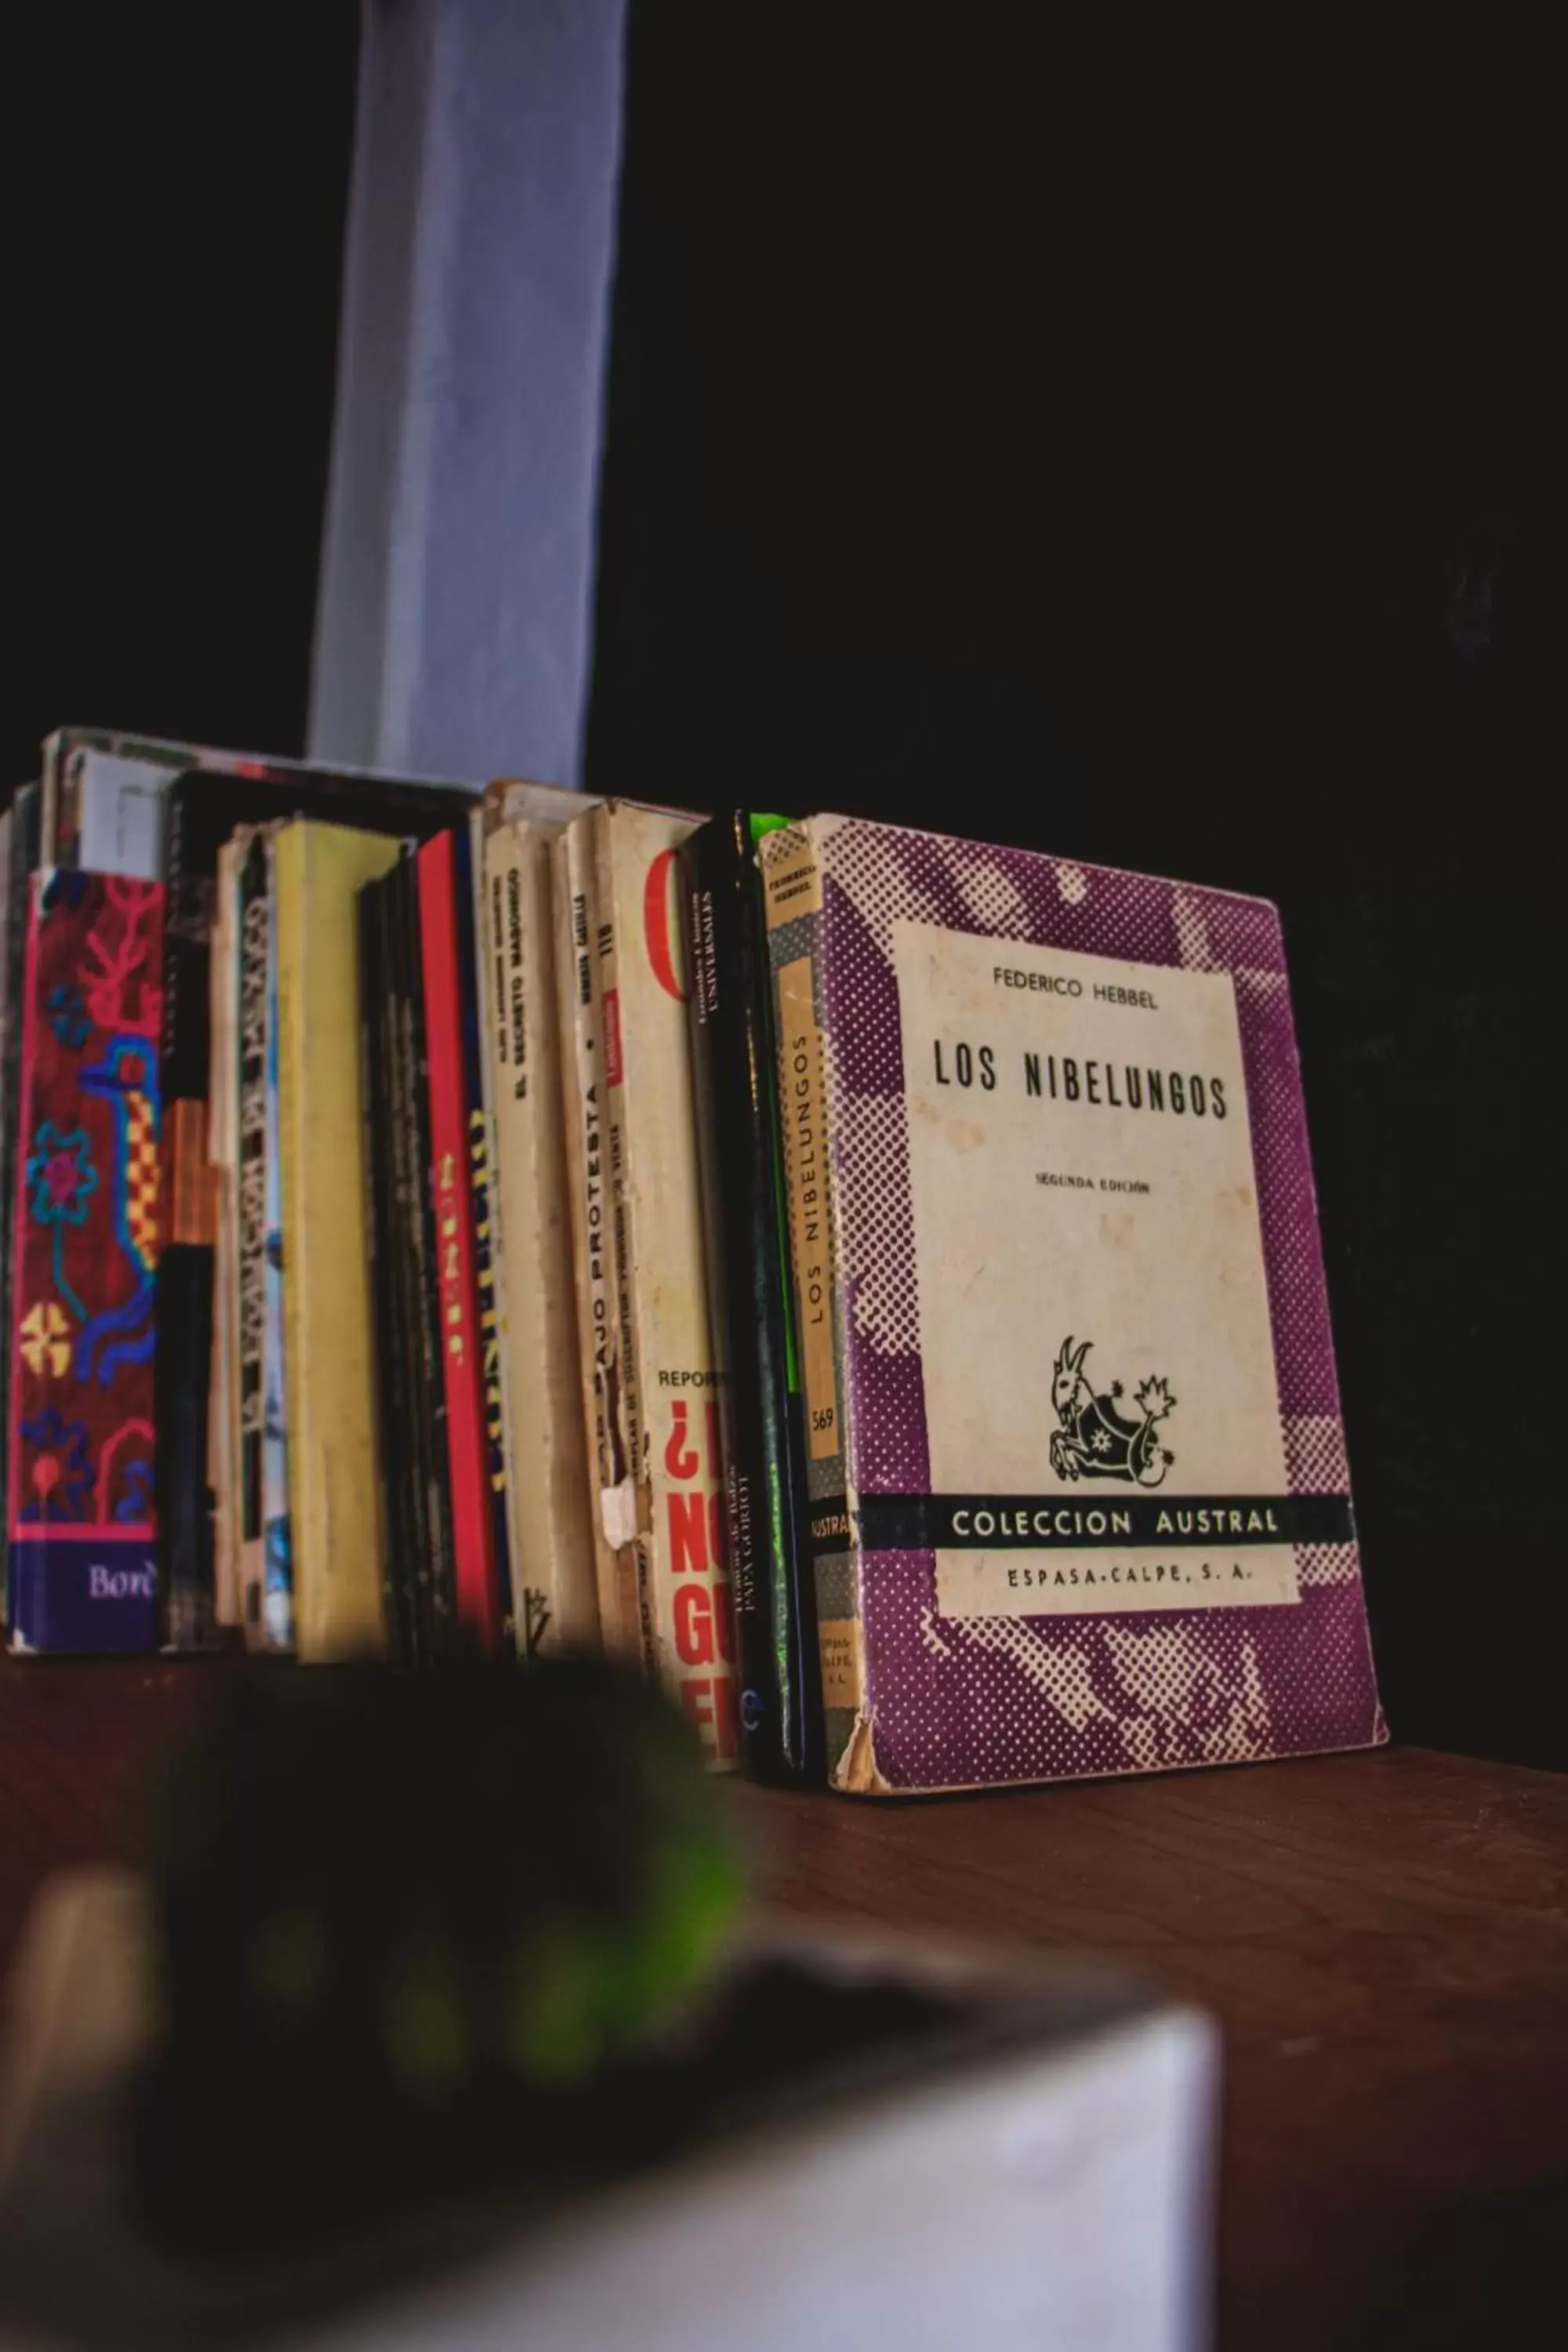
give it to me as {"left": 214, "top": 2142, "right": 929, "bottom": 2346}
{"left": 3, "top": 1661, "right": 1563, "bottom": 2350}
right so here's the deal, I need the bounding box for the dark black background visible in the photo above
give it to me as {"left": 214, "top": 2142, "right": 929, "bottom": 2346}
{"left": 7, "top": 5, "right": 1561, "bottom": 1765}
{"left": 3, "top": 7, "right": 361, "bottom": 784}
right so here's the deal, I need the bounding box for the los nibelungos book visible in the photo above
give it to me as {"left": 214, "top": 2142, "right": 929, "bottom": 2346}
{"left": 760, "top": 815, "right": 1383, "bottom": 1795}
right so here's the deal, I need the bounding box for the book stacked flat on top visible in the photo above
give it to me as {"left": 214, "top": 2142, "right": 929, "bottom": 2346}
{"left": 0, "top": 735, "right": 1384, "bottom": 1792}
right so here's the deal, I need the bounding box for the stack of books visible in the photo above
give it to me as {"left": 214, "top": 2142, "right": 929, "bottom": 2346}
{"left": 1, "top": 735, "right": 1384, "bottom": 1791}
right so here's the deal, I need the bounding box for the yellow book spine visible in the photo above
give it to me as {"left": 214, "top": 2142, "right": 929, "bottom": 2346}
{"left": 275, "top": 822, "right": 401, "bottom": 1662}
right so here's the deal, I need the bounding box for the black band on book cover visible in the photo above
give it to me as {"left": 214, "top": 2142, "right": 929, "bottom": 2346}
{"left": 809, "top": 1493, "right": 1357, "bottom": 1554}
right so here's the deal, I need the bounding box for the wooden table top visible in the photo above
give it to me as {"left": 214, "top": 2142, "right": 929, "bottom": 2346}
{"left": 3, "top": 1661, "right": 1564, "bottom": 2351}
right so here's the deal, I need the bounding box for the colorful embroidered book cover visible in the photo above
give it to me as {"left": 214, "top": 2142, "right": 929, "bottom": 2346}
{"left": 6, "top": 872, "right": 164, "bottom": 1652}
{"left": 760, "top": 817, "right": 1385, "bottom": 1794}
{"left": 0, "top": 783, "right": 42, "bottom": 1563}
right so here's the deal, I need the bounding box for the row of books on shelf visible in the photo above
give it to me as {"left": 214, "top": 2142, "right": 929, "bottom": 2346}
{"left": 1, "top": 729, "right": 1384, "bottom": 1792}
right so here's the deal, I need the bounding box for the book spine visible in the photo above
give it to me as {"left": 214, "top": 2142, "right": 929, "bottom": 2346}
{"left": 358, "top": 875, "right": 412, "bottom": 1665}
{"left": 38, "top": 739, "right": 63, "bottom": 870}
{"left": 212, "top": 836, "right": 247, "bottom": 1636}
{"left": 236, "top": 833, "right": 285, "bottom": 1647}
{"left": 457, "top": 813, "right": 515, "bottom": 1652}
{"left": 207, "top": 843, "right": 238, "bottom": 1632}
{"left": 393, "top": 850, "right": 450, "bottom": 1656}
{"left": 684, "top": 814, "right": 822, "bottom": 1783}
{"left": 260, "top": 840, "right": 293, "bottom": 1648}
{"left": 475, "top": 813, "right": 528, "bottom": 1651}
{"left": 483, "top": 821, "right": 601, "bottom": 1657}
{"left": 4, "top": 879, "right": 45, "bottom": 1618}
{"left": 274, "top": 844, "right": 308, "bottom": 1653}
{"left": 0, "top": 807, "right": 10, "bottom": 1012}
{"left": 235, "top": 840, "right": 267, "bottom": 1636}
{"left": 760, "top": 822, "right": 866, "bottom": 1787}
{"left": 275, "top": 823, "right": 397, "bottom": 1662}
{"left": 417, "top": 829, "right": 503, "bottom": 1655}
{"left": 0, "top": 804, "right": 9, "bottom": 1625}
{"left": 0, "top": 784, "right": 40, "bottom": 1574}
{"left": 155, "top": 785, "right": 219, "bottom": 1650}
{"left": 372, "top": 866, "right": 424, "bottom": 1663}
{"left": 597, "top": 805, "right": 738, "bottom": 1766}
{"left": 592, "top": 807, "right": 652, "bottom": 1676}
{"left": 551, "top": 818, "right": 637, "bottom": 1657}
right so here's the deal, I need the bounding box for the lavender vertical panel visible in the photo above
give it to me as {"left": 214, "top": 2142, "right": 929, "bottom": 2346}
{"left": 311, "top": 0, "right": 628, "bottom": 788}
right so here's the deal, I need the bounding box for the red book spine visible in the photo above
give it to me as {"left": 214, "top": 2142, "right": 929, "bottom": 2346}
{"left": 417, "top": 833, "right": 500, "bottom": 1653}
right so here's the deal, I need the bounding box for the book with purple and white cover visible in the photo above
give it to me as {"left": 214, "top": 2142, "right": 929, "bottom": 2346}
{"left": 760, "top": 817, "right": 1384, "bottom": 1794}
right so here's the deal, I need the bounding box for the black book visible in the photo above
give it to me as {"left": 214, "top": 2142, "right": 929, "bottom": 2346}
{"left": 391, "top": 846, "right": 456, "bottom": 1657}
{"left": 683, "top": 811, "right": 822, "bottom": 1784}
{"left": 156, "top": 768, "right": 474, "bottom": 1648}
{"left": 234, "top": 829, "right": 274, "bottom": 1644}
{"left": 382, "top": 858, "right": 437, "bottom": 1664}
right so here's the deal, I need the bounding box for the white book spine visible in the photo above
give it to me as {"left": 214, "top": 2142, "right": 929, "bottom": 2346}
{"left": 552, "top": 815, "right": 639, "bottom": 1657}
{"left": 467, "top": 806, "right": 517, "bottom": 1653}
{"left": 482, "top": 818, "right": 601, "bottom": 1653}
{"left": 593, "top": 804, "right": 737, "bottom": 1767}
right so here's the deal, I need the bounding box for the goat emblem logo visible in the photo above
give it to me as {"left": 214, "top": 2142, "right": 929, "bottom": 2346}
{"left": 1048, "top": 1336, "right": 1176, "bottom": 1487}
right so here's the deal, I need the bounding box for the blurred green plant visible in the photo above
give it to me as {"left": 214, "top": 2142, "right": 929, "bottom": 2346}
{"left": 135, "top": 1654, "right": 743, "bottom": 2256}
